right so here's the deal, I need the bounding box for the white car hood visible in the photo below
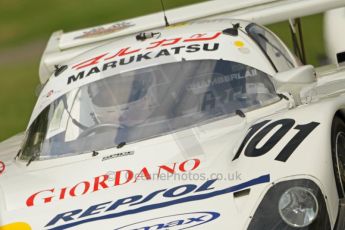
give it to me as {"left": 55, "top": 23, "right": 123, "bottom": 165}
{"left": 0, "top": 115, "right": 273, "bottom": 229}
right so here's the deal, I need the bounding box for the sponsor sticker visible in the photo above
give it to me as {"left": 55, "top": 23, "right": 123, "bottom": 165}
{"left": 67, "top": 42, "right": 220, "bottom": 85}
{"left": 71, "top": 32, "right": 221, "bottom": 71}
{"left": 115, "top": 211, "right": 220, "bottom": 230}
{"left": 102, "top": 151, "right": 134, "bottom": 161}
{"left": 45, "top": 174, "right": 269, "bottom": 229}
{"left": 26, "top": 159, "right": 201, "bottom": 207}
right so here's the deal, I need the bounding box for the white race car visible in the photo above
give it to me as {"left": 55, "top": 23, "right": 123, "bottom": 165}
{"left": 1, "top": 0, "right": 345, "bottom": 229}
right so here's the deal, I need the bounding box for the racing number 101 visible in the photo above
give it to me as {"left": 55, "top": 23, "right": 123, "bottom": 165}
{"left": 232, "top": 119, "right": 320, "bottom": 162}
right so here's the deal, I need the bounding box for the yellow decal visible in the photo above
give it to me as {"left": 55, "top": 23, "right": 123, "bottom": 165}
{"left": 234, "top": 40, "right": 245, "bottom": 48}
{"left": 0, "top": 222, "right": 31, "bottom": 230}
{"left": 167, "top": 22, "right": 189, "bottom": 29}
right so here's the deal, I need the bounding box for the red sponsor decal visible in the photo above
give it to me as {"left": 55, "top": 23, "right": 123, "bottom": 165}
{"left": 26, "top": 159, "right": 201, "bottom": 207}
{"left": 104, "top": 47, "right": 141, "bottom": 61}
{"left": 73, "top": 53, "right": 109, "bottom": 70}
{"left": 0, "top": 161, "right": 5, "bottom": 175}
{"left": 72, "top": 32, "right": 221, "bottom": 70}
{"left": 146, "top": 38, "right": 182, "bottom": 49}
{"left": 183, "top": 32, "right": 221, "bottom": 42}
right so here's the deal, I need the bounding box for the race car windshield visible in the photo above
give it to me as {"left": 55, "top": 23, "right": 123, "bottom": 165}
{"left": 20, "top": 59, "right": 279, "bottom": 160}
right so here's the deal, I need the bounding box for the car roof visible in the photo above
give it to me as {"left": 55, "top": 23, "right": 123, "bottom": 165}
{"left": 29, "top": 19, "right": 276, "bottom": 126}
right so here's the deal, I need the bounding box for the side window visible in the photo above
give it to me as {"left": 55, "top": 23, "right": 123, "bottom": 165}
{"left": 246, "top": 23, "right": 296, "bottom": 72}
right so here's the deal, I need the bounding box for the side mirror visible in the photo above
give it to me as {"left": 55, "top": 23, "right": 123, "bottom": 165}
{"left": 273, "top": 65, "right": 316, "bottom": 104}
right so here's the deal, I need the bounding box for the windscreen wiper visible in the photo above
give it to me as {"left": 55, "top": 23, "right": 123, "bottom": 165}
{"left": 26, "top": 153, "right": 38, "bottom": 166}
{"left": 62, "top": 97, "right": 88, "bottom": 130}
{"left": 257, "top": 33, "right": 294, "bottom": 67}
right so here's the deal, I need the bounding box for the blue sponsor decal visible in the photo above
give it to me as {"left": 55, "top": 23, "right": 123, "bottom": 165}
{"left": 47, "top": 174, "right": 269, "bottom": 230}
{"left": 115, "top": 211, "right": 220, "bottom": 230}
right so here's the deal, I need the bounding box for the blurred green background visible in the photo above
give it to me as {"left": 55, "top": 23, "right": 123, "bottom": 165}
{"left": 0, "top": 0, "right": 325, "bottom": 142}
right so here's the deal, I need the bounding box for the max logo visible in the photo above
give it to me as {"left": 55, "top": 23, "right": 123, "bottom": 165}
{"left": 115, "top": 212, "right": 220, "bottom": 230}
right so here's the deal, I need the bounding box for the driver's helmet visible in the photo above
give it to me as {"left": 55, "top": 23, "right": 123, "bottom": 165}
{"left": 87, "top": 71, "right": 156, "bottom": 126}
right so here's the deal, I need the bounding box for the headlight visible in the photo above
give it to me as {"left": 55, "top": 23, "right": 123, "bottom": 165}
{"left": 278, "top": 187, "right": 318, "bottom": 227}
{"left": 247, "top": 179, "right": 330, "bottom": 230}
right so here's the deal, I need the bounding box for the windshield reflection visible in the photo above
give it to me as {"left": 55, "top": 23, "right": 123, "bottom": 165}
{"left": 20, "top": 59, "right": 279, "bottom": 160}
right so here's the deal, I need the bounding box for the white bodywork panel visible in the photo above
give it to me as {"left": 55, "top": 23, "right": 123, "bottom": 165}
{"left": 2, "top": 1, "right": 345, "bottom": 230}
{"left": 2, "top": 84, "right": 345, "bottom": 229}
